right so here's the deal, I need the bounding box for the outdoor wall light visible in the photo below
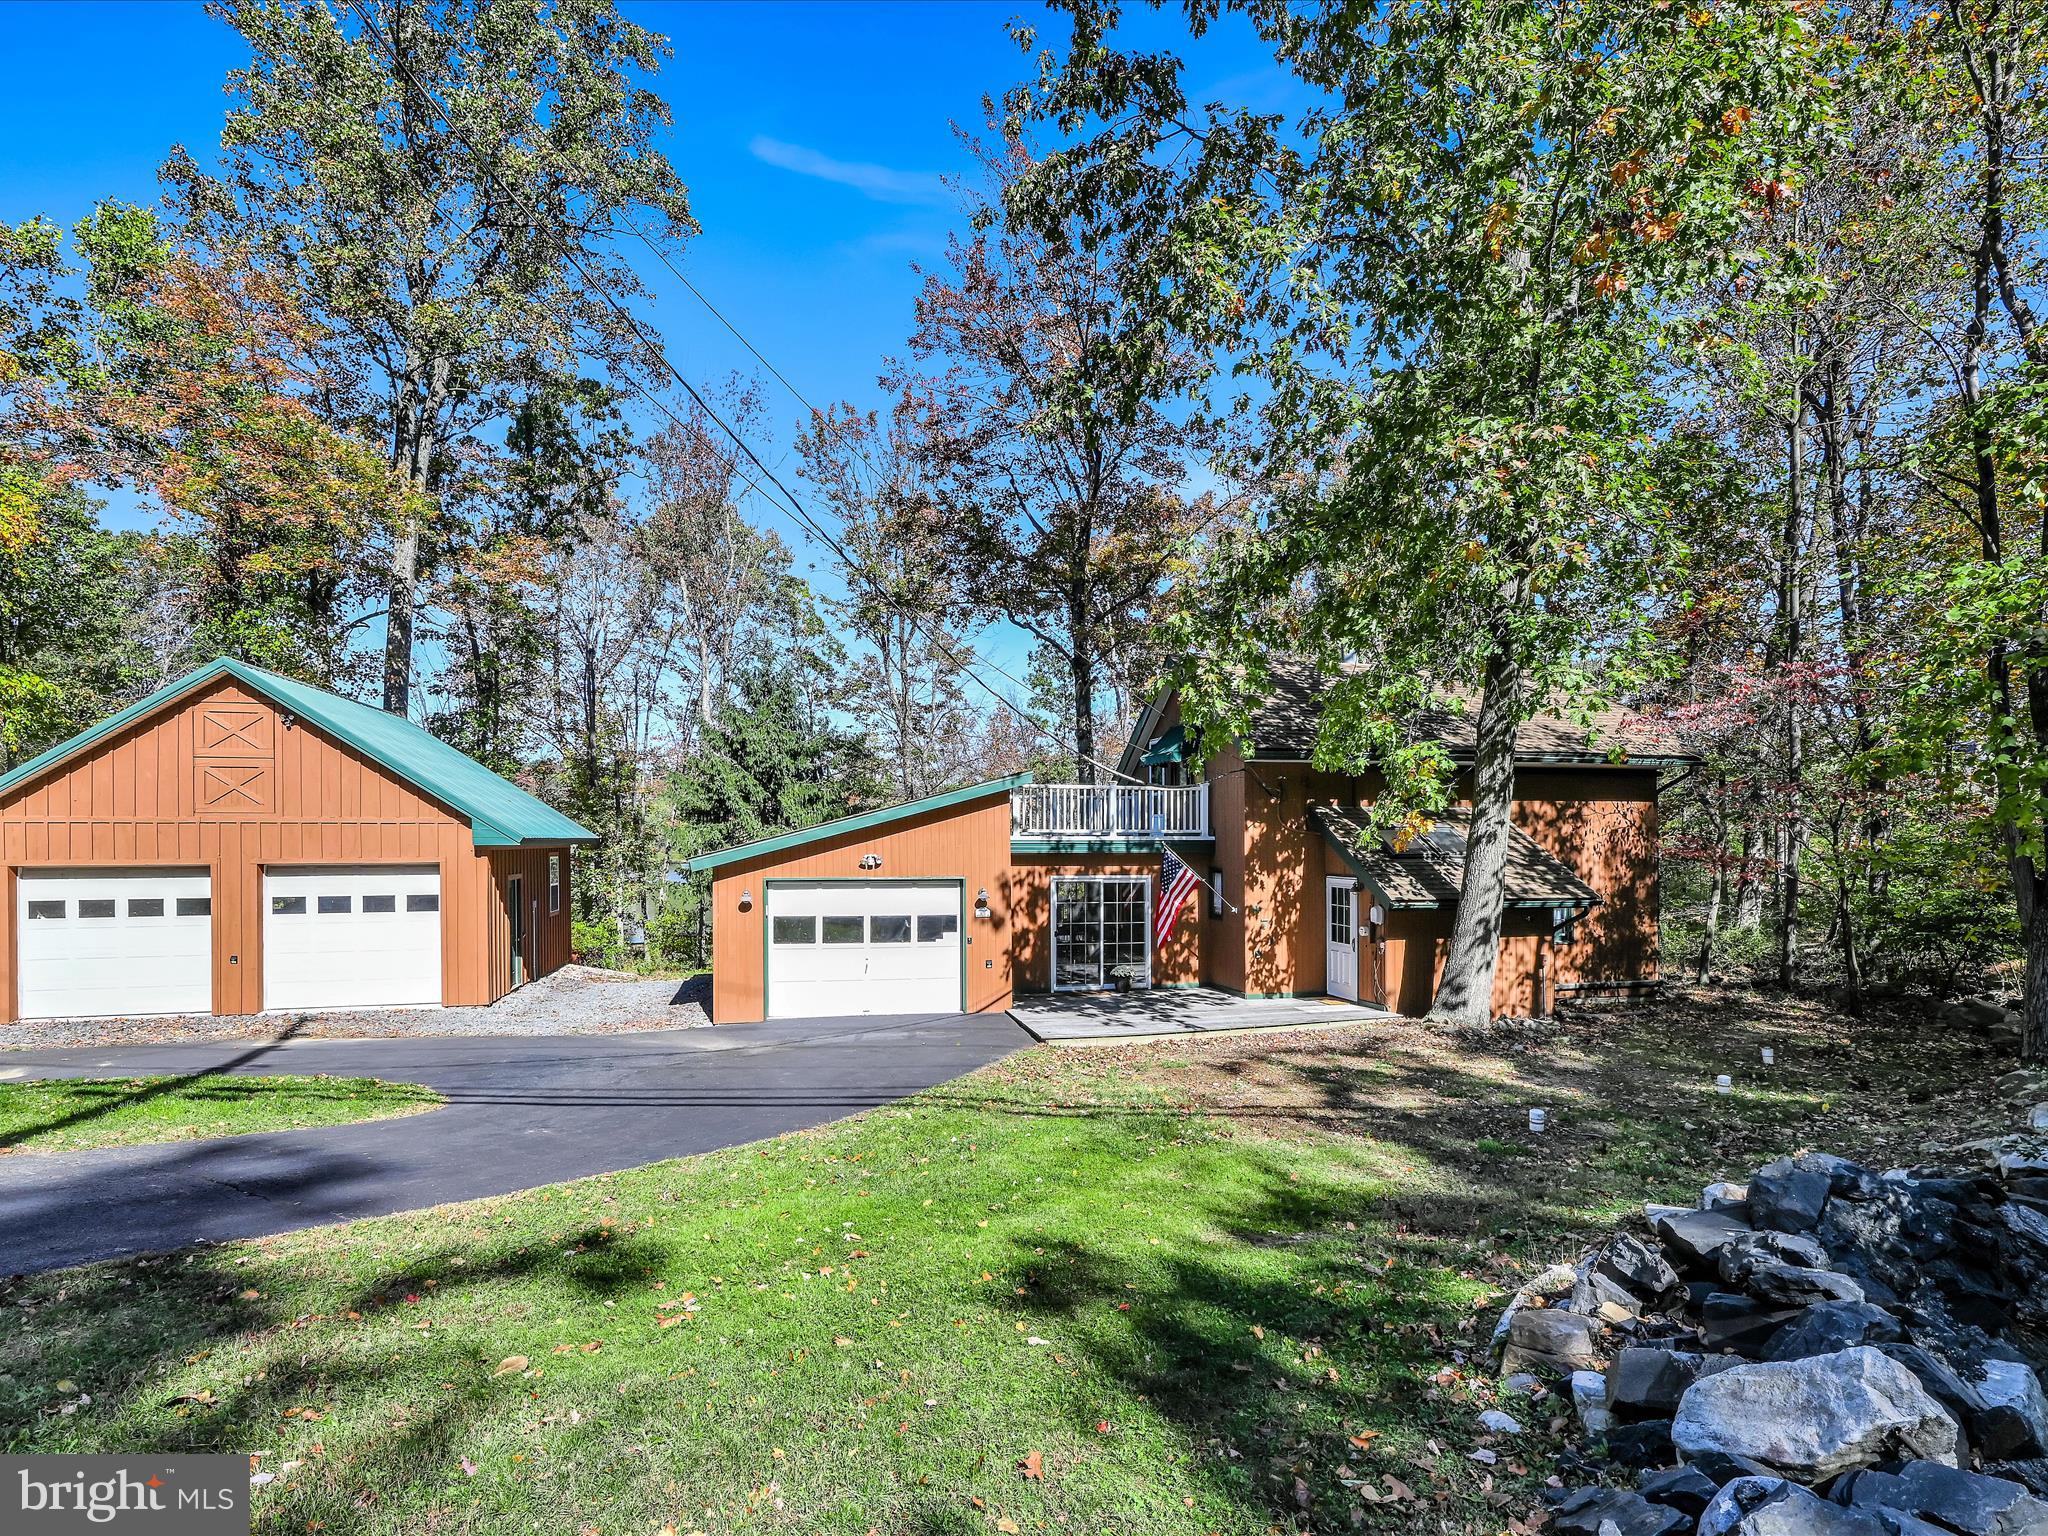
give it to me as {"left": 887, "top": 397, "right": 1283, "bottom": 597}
{"left": 974, "top": 887, "right": 991, "bottom": 919}
{"left": 859, "top": 853, "right": 882, "bottom": 870}
{"left": 739, "top": 889, "right": 753, "bottom": 911}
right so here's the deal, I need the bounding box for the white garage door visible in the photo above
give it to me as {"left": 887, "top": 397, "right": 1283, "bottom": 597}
{"left": 264, "top": 865, "right": 442, "bottom": 1011}
{"left": 766, "top": 880, "right": 962, "bottom": 1020}
{"left": 17, "top": 868, "right": 213, "bottom": 1020}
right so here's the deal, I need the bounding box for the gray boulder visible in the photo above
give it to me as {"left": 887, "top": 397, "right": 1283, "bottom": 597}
{"left": 1703, "top": 1293, "right": 1806, "bottom": 1356}
{"left": 1948, "top": 997, "right": 2008, "bottom": 1032}
{"left": 1501, "top": 1306, "right": 1603, "bottom": 1375}
{"left": 1972, "top": 1359, "right": 2048, "bottom": 1461}
{"left": 1838, "top": 1461, "right": 2048, "bottom": 1536}
{"left": 1761, "top": 1300, "right": 1903, "bottom": 1362}
{"left": 1818, "top": 1185, "right": 1958, "bottom": 1297}
{"left": 1744, "top": 1260, "right": 1867, "bottom": 1308}
{"left": 1720, "top": 1230, "right": 1832, "bottom": 1285}
{"left": 1671, "top": 1346, "right": 1963, "bottom": 1482}
{"left": 1751, "top": 1156, "right": 1836, "bottom": 1234}
{"left": 1698, "top": 1477, "right": 1886, "bottom": 1536}
{"left": 1638, "top": 1463, "right": 1720, "bottom": 1518}
{"left": 1659, "top": 1207, "right": 1756, "bottom": 1271}
{"left": 1596, "top": 1231, "right": 1684, "bottom": 1305}
{"left": 1609, "top": 1348, "right": 1739, "bottom": 1420}
{"left": 1573, "top": 1368, "right": 1616, "bottom": 1436}
{"left": 1704, "top": 1180, "right": 1752, "bottom": 1213}
{"left": 1551, "top": 1486, "right": 1692, "bottom": 1536}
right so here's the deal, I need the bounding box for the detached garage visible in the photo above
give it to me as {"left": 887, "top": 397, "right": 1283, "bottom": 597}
{"left": 0, "top": 657, "right": 594, "bottom": 1024}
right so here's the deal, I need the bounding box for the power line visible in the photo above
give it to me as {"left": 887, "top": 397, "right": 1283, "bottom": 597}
{"left": 344, "top": 2, "right": 1140, "bottom": 781}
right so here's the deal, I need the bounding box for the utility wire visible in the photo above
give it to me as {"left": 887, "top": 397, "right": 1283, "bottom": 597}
{"left": 345, "top": 2, "right": 1144, "bottom": 783}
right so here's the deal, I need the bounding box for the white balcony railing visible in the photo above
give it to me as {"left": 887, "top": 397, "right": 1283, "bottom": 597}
{"left": 1010, "top": 782, "right": 1211, "bottom": 841}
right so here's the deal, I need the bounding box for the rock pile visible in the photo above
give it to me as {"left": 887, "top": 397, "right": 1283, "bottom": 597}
{"left": 1492, "top": 1140, "right": 2048, "bottom": 1535}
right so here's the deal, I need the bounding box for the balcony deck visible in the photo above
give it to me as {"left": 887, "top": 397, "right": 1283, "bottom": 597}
{"left": 1009, "top": 782, "right": 1211, "bottom": 850}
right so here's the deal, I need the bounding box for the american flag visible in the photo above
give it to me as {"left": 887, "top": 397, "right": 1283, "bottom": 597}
{"left": 1156, "top": 847, "right": 1203, "bottom": 948}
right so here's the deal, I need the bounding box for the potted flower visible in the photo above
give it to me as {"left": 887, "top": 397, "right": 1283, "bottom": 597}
{"left": 1109, "top": 964, "right": 1143, "bottom": 994}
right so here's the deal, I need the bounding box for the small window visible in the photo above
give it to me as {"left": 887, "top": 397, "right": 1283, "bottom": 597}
{"left": 406, "top": 893, "right": 439, "bottom": 913}
{"left": 871, "top": 915, "right": 912, "bottom": 944}
{"left": 272, "top": 895, "right": 307, "bottom": 916}
{"left": 772, "top": 915, "right": 816, "bottom": 945}
{"left": 1210, "top": 868, "right": 1224, "bottom": 918}
{"left": 128, "top": 898, "right": 165, "bottom": 918}
{"left": 177, "top": 896, "right": 211, "bottom": 917}
{"left": 78, "top": 899, "right": 116, "bottom": 919}
{"left": 318, "top": 895, "right": 352, "bottom": 915}
{"left": 362, "top": 894, "right": 396, "bottom": 914}
{"left": 821, "top": 915, "right": 864, "bottom": 945}
{"left": 917, "top": 913, "right": 959, "bottom": 944}
{"left": 549, "top": 854, "right": 561, "bottom": 915}
{"left": 26, "top": 900, "right": 64, "bottom": 920}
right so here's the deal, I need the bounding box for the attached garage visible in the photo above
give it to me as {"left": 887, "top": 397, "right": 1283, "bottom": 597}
{"left": 16, "top": 868, "right": 213, "bottom": 1020}
{"left": 0, "top": 657, "right": 595, "bottom": 1025}
{"left": 765, "top": 879, "right": 963, "bottom": 1019}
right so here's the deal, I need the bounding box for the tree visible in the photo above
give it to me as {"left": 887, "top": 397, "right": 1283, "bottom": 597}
{"left": 167, "top": 0, "right": 695, "bottom": 713}
{"left": 1012, "top": 0, "right": 1831, "bottom": 1023}
{"left": 904, "top": 133, "right": 1215, "bottom": 783}
{"left": 796, "top": 393, "right": 984, "bottom": 799}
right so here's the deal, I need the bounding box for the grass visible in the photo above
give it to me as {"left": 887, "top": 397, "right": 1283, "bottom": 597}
{"left": 0, "top": 1075, "right": 443, "bottom": 1155}
{"left": 0, "top": 991, "right": 2002, "bottom": 1535}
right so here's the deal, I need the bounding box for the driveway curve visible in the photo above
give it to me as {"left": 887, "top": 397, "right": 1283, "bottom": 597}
{"left": 0, "top": 1012, "right": 1030, "bottom": 1276}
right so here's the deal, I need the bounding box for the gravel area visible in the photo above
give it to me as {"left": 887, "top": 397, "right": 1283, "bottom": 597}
{"left": 0, "top": 965, "right": 707, "bottom": 1051}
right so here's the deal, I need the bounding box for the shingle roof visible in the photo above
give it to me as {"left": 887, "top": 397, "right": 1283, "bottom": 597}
{"left": 0, "top": 657, "right": 594, "bottom": 847}
{"left": 1312, "top": 804, "right": 1601, "bottom": 910}
{"left": 1249, "top": 659, "right": 1692, "bottom": 764}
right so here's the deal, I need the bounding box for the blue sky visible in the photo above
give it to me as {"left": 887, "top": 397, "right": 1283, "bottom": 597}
{"left": 0, "top": 0, "right": 1290, "bottom": 687}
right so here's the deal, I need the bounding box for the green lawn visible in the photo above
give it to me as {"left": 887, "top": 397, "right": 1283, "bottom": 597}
{"left": 0, "top": 993, "right": 1996, "bottom": 1535}
{"left": 0, "top": 1074, "right": 443, "bottom": 1154}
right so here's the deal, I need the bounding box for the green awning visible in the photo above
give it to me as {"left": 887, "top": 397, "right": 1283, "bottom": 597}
{"left": 1140, "top": 724, "right": 1187, "bottom": 767}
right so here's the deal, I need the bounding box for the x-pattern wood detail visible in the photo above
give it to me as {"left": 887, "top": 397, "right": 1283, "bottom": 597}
{"left": 200, "top": 708, "right": 268, "bottom": 753}
{"left": 199, "top": 761, "right": 268, "bottom": 810}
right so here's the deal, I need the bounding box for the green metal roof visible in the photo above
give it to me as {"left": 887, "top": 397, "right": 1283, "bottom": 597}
{"left": 682, "top": 773, "right": 1033, "bottom": 874}
{"left": 0, "top": 657, "right": 595, "bottom": 848}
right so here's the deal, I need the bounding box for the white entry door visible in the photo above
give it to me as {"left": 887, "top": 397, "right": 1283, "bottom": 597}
{"left": 16, "top": 868, "right": 213, "bottom": 1020}
{"left": 264, "top": 865, "right": 442, "bottom": 1011}
{"left": 1325, "top": 877, "right": 1359, "bottom": 1002}
{"left": 766, "top": 880, "right": 962, "bottom": 1019}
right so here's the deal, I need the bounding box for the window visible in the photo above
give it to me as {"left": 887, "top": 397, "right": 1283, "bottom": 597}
{"left": 362, "top": 894, "right": 397, "bottom": 914}
{"left": 917, "top": 913, "right": 959, "bottom": 944}
{"left": 549, "top": 854, "right": 561, "bottom": 914}
{"left": 821, "top": 915, "right": 864, "bottom": 944}
{"left": 318, "top": 895, "right": 353, "bottom": 915}
{"left": 1328, "top": 884, "right": 1353, "bottom": 946}
{"left": 406, "top": 893, "right": 439, "bottom": 914}
{"left": 1209, "top": 868, "right": 1224, "bottom": 918}
{"left": 176, "top": 896, "right": 212, "bottom": 917}
{"left": 772, "top": 915, "right": 816, "bottom": 945}
{"left": 128, "top": 898, "right": 165, "bottom": 918}
{"left": 870, "top": 915, "right": 912, "bottom": 944}
{"left": 26, "top": 900, "right": 64, "bottom": 920}
{"left": 272, "top": 895, "right": 307, "bottom": 916}
{"left": 78, "top": 899, "right": 116, "bottom": 919}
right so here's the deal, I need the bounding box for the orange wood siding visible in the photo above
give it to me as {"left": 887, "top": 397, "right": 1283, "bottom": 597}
{"left": 1513, "top": 767, "right": 1662, "bottom": 988}
{"left": 484, "top": 846, "right": 574, "bottom": 1002}
{"left": 0, "top": 677, "right": 576, "bottom": 1021}
{"left": 1009, "top": 852, "right": 1202, "bottom": 993}
{"left": 706, "top": 791, "right": 1018, "bottom": 1024}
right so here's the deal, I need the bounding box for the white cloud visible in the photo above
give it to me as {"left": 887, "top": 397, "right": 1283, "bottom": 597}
{"left": 748, "top": 135, "right": 949, "bottom": 207}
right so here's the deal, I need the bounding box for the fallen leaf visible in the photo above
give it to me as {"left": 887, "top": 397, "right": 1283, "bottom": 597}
{"left": 492, "top": 1356, "right": 529, "bottom": 1377}
{"left": 1019, "top": 1450, "right": 1043, "bottom": 1480}
{"left": 459, "top": 1456, "right": 478, "bottom": 1478}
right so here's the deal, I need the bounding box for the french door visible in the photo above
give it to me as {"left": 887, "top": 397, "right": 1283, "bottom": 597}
{"left": 1052, "top": 876, "right": 1152, "bottom": 991}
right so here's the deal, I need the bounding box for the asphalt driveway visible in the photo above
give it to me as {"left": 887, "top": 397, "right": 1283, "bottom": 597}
{"left": 0, "top": 1012, "right": 1030, "bottom": 1276}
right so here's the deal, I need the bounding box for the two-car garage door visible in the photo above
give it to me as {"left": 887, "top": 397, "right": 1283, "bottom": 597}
{"left": 765, "top": 880, "right": 962, "bottom": 1019}
{"left": 14, "top": 864, "right": 442, "bottom": 1020}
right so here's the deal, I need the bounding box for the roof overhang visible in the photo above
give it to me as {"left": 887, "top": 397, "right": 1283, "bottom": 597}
{"left": 682, "top": 773, "right": 1034, "bottom": 875}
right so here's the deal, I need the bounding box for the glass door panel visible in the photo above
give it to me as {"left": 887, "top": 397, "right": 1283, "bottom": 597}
{"left": 1053, "top": 879, "right": 1102, "bottom": 989}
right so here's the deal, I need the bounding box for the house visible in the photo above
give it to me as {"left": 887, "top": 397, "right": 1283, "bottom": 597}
{"left": 0, "top": 657, "right": 594, "bottom": 1024}
{"left": 684, "top": 662, "right": 1694, "bottom": 1022}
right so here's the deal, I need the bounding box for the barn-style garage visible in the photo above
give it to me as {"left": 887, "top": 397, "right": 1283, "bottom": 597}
{"left": 0, "top": 657, "right": 594, "bottom": 1024}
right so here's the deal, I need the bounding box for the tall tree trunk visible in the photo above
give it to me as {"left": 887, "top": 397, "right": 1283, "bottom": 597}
{"left": 1428, "top": 645, "right": 1523, "bottom": 1027}
{"left": 1069, "top": 582, "right": 1097, "bottom": 785}
{"left": 1775, "top": 384, "right": 1811, "bottom": 992}
{"left": 1696, "top": 777, "right": 1728, "bottom": 983}
{"left": 383, "top": 354, "right": 447, "bottom": 716}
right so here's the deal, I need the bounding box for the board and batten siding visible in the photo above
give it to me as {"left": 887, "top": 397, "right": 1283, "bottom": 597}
{"left": 0, "top": 677, "right": 563, "bottom": 1022}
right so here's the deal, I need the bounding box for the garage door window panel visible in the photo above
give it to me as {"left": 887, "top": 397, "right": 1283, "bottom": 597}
{"left": 772, "top": 915, "right": 816, "bottom": 945}
{"left": 871, "top": 916, "right": 912, "bottom": 944}
{"left": 128, "top": 898, "right": 164, "bottom": 917}
{"left": 363, "top": 894, "right": 396, "bottom": 913}
{"left": 318, "top": 895, "right": 352, "bottom": 914}
{"left": 177, "top": 896, "right": 211, "bottom": 917}
{"left": 26, "top": 901, "right": 64, "bottom": 920}
{"left": 917, "top": 914, "right": 957, "bottom": 943}
{"left": 822, "top": 916, "right": 864, "bottom": 944}
{"left": 78, "top": 899, "right": 115, "bottom": 919}
{"left": 273, "top": 896, "right": 306, "bottom": 915}
{"left": 407, "top": 893, "right": 438, "bottom": 913}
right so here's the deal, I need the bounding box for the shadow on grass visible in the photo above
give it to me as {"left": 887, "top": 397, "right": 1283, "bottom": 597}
{"left": 0, "top": 1017, "right": 318, "bottom": 1151}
